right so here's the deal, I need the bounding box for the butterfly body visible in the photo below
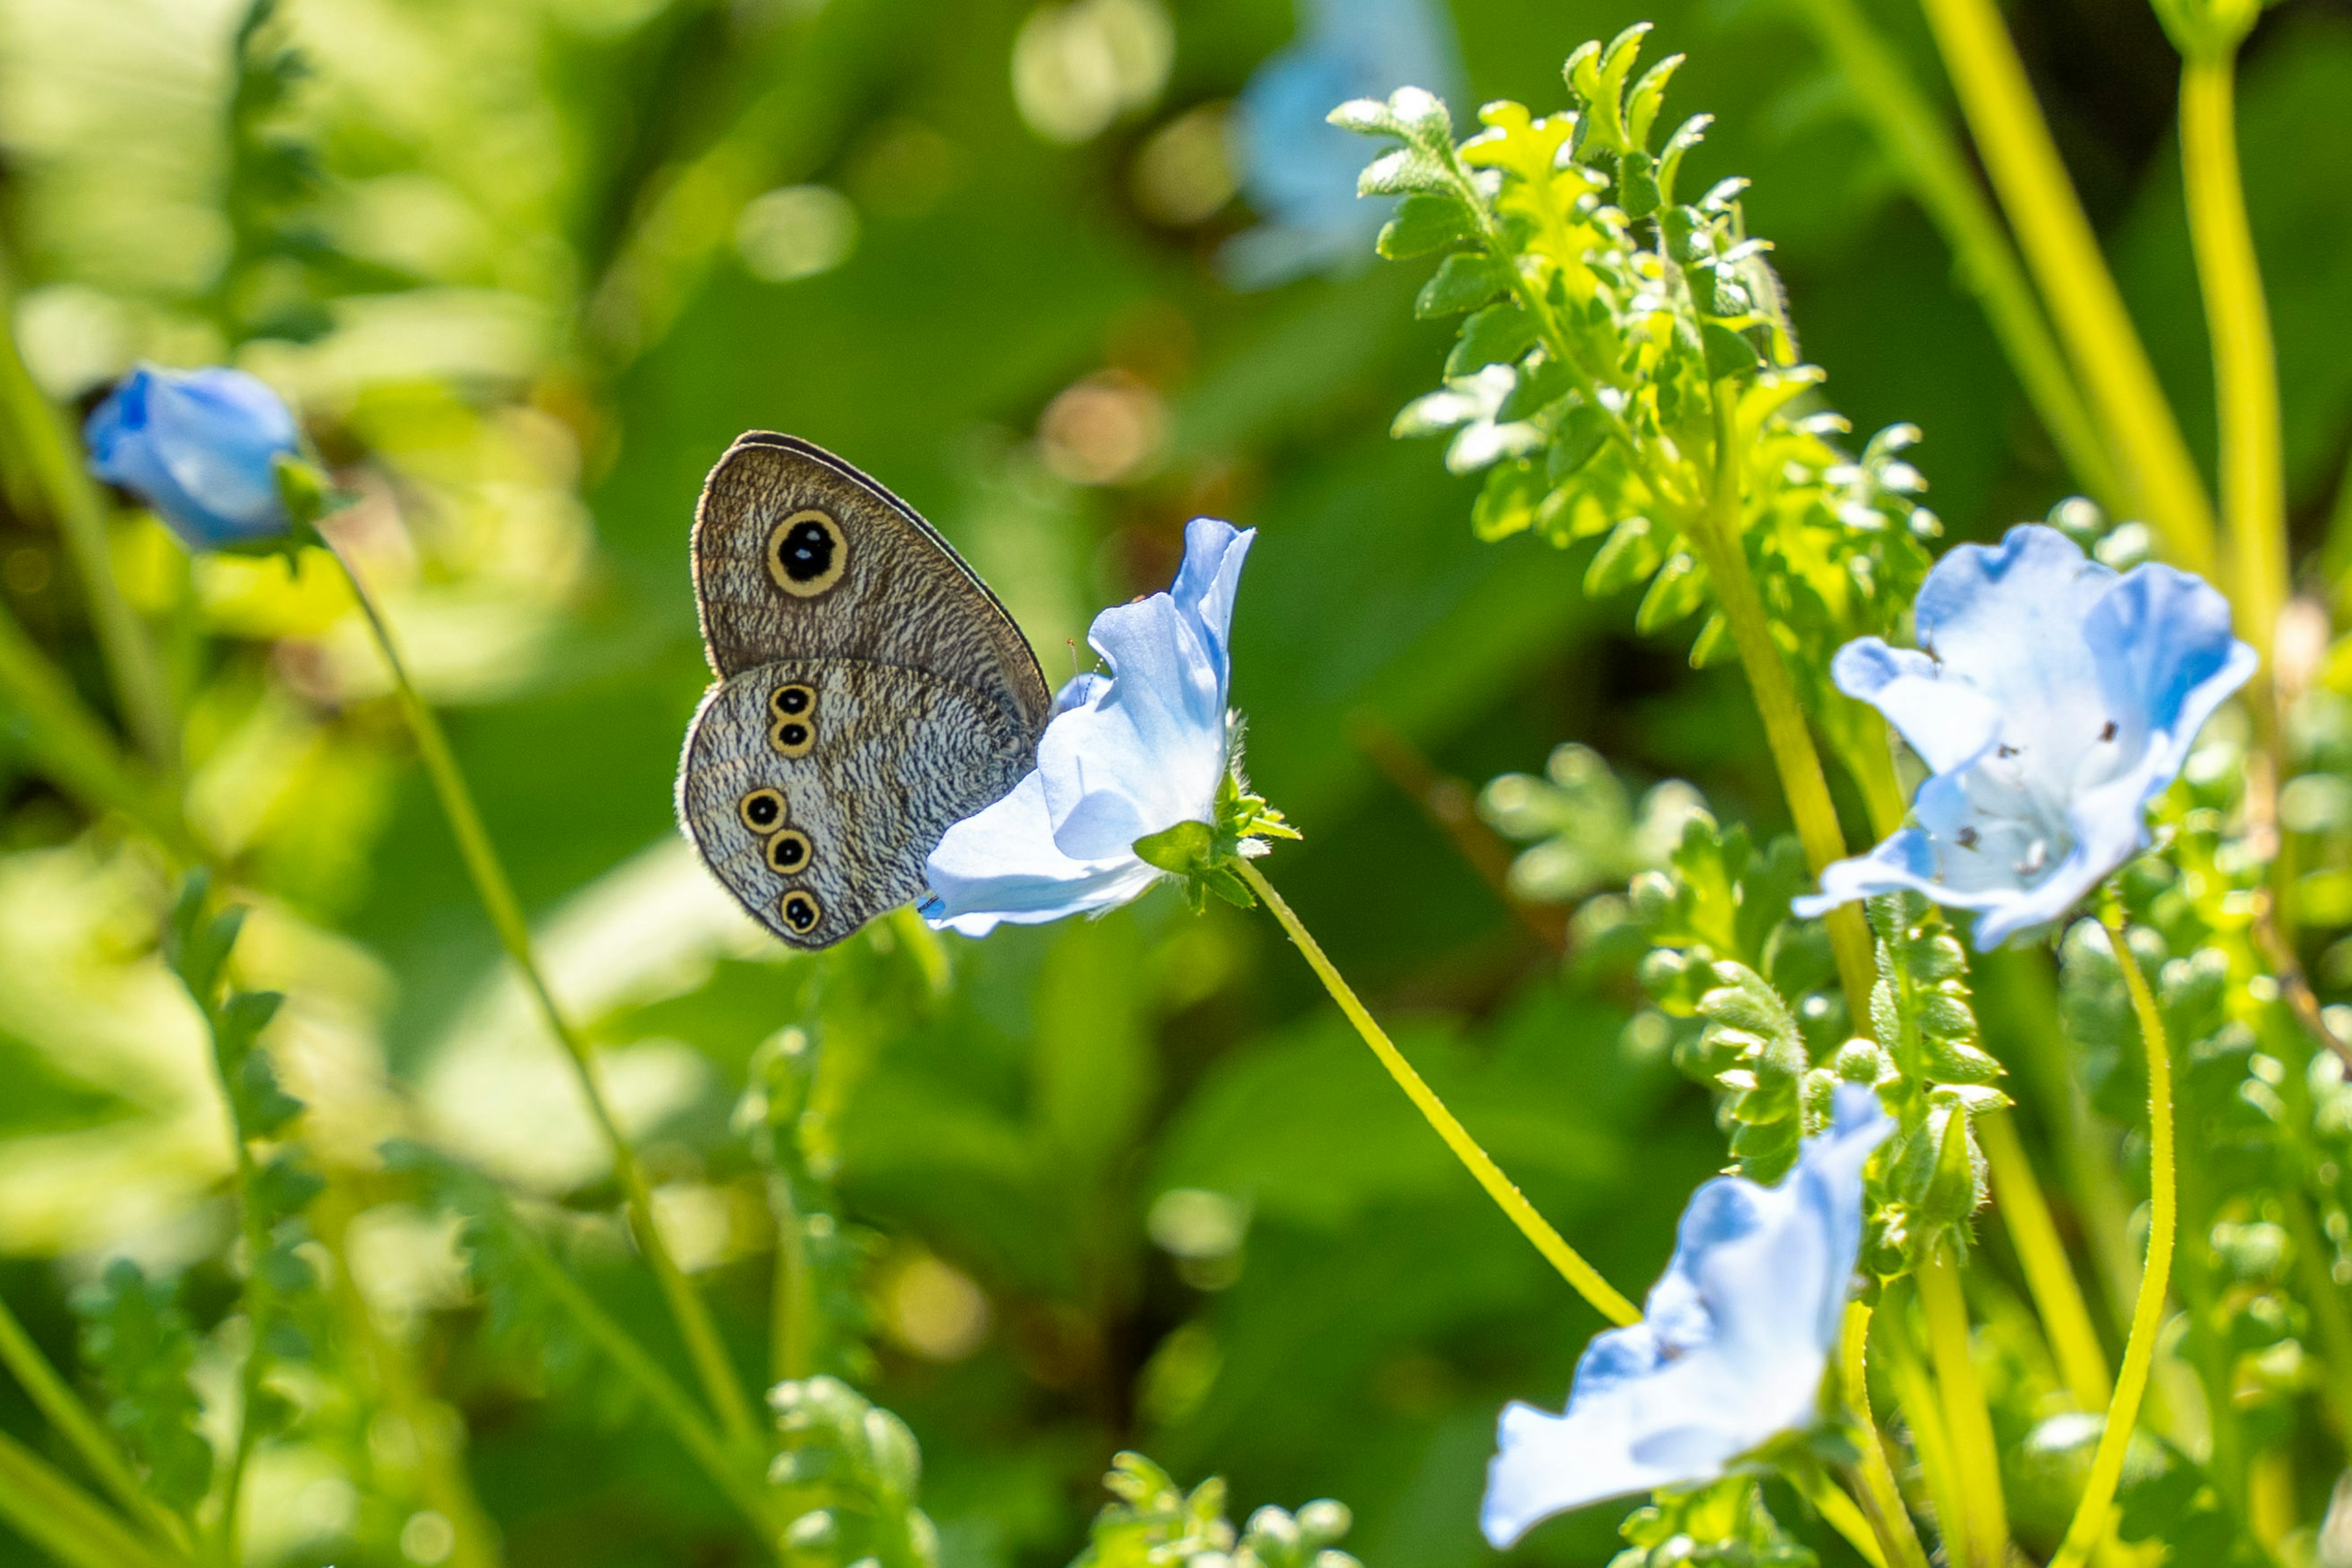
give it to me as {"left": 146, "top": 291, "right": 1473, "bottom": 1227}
{"left": 678, "top": 434, "right": 1050, "bottom": 948}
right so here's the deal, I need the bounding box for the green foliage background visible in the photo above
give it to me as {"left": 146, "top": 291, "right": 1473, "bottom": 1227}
{"left": 3, "top": 0, "right": 2352, "bottom": 1565}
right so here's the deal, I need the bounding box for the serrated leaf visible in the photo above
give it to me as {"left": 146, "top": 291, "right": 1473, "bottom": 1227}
{"left": 1445, "top": 302, "right": 1539, "bottom": 376}
{"left": 234, "top": 1049, "right": 305, "bottom": 1138}
{"left": 1634, "top": 550, "right": 1707, "bottom": 632}
{"left": 1470, "top": 458, "right": 1547, "bottom": 541}
{"left": 1377, "top": 191, "right": 1477, "bottom": 259}
{"left": 73, "top": 1261, "right": 212, "bottom": 1511}
{"left": 1415, "top": 251, "right": 1512, "bottom": 317}
{"left": 1546, "top": 399, "right": 1611, "bottom": 481}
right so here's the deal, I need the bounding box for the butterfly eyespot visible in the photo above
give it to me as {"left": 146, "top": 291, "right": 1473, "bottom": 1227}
{"left": 770, "top": 718, "right": 816, "bottom": 758}
{"left": 764, "top": 828, "right": 813, "bottom": 875}
{"left": 770, "top": 683, "right": 816, "bottom": 719}
{"left": 780, "top": 890, "right": 823, "bottom": 933}
{"left": 737, "top": 787, "right": 787, "bottom": 832}
{"left": 766, "top": 510, "right": 848, "bottom": 598}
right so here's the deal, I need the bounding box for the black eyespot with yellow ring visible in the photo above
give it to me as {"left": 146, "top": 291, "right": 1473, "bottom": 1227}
{"left": 780, "top": 889, "right": 823, "bottom": 935}
{"left": 737, "top": 786, "right": 786, "bottom": 834}
{"left": 764, "top": 827, "right": 813, "bottom": 876}
{"left": 769, "top": 718, "right": 815, "bottom": 758}
{"left": 765, "top": 510, "right": 848, "bottom": 598}
{"left": 769, "top": 682, "right": 816, "bottom": 720}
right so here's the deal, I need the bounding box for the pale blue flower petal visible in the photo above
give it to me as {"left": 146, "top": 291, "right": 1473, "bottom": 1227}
{"left": 921, "top": 772, "right": 1163, "bottom": 936}
{"left": 86, "top": 364, "right": 299, "bottom": 549}
{"left": 1829, "top": 639, "right": 2000, "bottom": 775}
{"left": 1803, "top": 525, "right": 2254, "bottom": 948}
{"left": 1221, "top": 0, "right": 1464, "bottom": 290}
{"left": 1481, "top": 1086, "right": 1891, "bottom": 1546}
{"left": 925, "top": 519, "right": 1256, "bottom": 933}
{"left": 1038, "top": 522, "right": 1252, "bottom": 862}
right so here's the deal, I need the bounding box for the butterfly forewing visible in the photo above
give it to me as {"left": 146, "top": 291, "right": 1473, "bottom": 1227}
{"left": 691, "top": 433, "right": 1052, "bottom": 734}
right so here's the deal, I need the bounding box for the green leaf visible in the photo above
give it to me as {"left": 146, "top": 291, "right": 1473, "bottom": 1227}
{"left": 1445, "top": 302, "right": 1539, "bottom": 377}
{"left": 73, "top": 1261, "right": 212, "bottom": 1512}
{"left": 1415, "top": 251, "right": 1512, "bottom": 318}
{"left": 1133, "top": 820, "right": 1215, "bottom": 876}
{"left": 1700, "top": 320, "right": 1760, "bottom": 380}
{"left": 1376, "top": 191, "right": 1477, "bottom": 260}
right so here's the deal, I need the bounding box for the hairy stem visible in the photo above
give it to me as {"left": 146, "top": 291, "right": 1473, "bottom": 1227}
{"left": 2049, "top": 908, "right": 2179, "bottom": 1568}
{"left": 1841, "top": 1302, "right": 1934, "bottom": 1568}
{"left": 1878, "top": 1292, "right": 1975, "bottom": 1568}
{"left": 1792, "top": 0, "right": 2122, "bottom": 511}
{"left": 1913, "top": 0, "right": 2216, "bottom": 575}
{"left": 325, "top": 538, "right": 759, "bottom": 1453}
{"left": 1793, "top": 1464, "right": 1888, "bottom": 1568}
{"left": 769, "top": 1178, "right": 818, "bottom": 1384}
{"left": 1236, "top": 859, "right": 1640, "bottom": 1325}
{"left": 1916, "top": 1245, "right": 2009, "bottom": 1568}
{"left": 1978, "top": 1109, "right": 2112, "bottom": 1408}
{"left": 1694, "top": 384, "right": 1877, "bottom": 1014}
{"left": 500, "top": 1214, "right": 780, "bottom": 1550}
{"left": 2179, "top": 49, "right": 2286, "bottom": 766}
{"left": 0, "top": 1288, "right": 189, "bottom": 1553}
{"left": 0, "top": 1427, "right": 188, "bottom": 1568}
{"left": 0, "top": 257, "right": 179, "bottom": 772}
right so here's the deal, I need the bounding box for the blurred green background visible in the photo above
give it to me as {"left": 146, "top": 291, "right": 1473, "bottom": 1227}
{"left": 3, "top": 0, "right": 2352, "bottom": 1564}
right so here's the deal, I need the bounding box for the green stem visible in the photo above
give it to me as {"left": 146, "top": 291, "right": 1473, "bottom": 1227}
{"left": 1235, "top": 859, "right": 1641, "bottom": 1326}
{"left": 1916, "top": 1245, "right": 2009, "bottom": 1568}
{"left": 768, "top": 1178, "right": 817, "bottom": 1384}
{"left": 2278, "top": 1186, "right": 2352, "bottom": 1442}
{"left": 1877, "top": 1290, "right": 1975, "bottom": 1568}
{"left": 0, "top": 1287, "right": 187, "bottom": 1553}
{"left": 324, "top": 538, "right": 760, "bottom": 1454}
{"left": 1975, "top": 948, "right": 2144, "bottom": 1337}
{"left": 2049, "top": 907, "right": 2179, "bottom": 1568}
{"left": 0, "top": 1427, "right": 187, "bottom": 1568}
{"left": 1792, "top": 0, "right": 2124, "bottom": 513}
{"left": 1840, "top": 1302, "right": 1934, "bottom": 1568}
{"left": 499, "top": 1215, "right": 780, "bottom": 1548}
{"left": 2179, "top": 47, "right": 2287, "bottom": 770}
{"left": 1913, "top": 0, "right": 2217, "bottom": 576}
{"left": 1694, "top": 382, "right": 1877, "bottom": 1015}
{"left": 1793, "top": 1464, "right": 1888, "bottom": 1568}
{"left": 0, "top": 254, "right": 178, "bottom": 772}
{"left": 215, "top": 1136, "right": 270, "bottom": 1568}
{"left": 1978, "top": 1109, "right": 2112, "bottom": 1408}
{"left": 0, "top": 594, "right": 198, "bottom": 861}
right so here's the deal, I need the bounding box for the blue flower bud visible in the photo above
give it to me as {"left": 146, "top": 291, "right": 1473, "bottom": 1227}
{"left": 84, "top": 364, "right": 301, "bottom": 551}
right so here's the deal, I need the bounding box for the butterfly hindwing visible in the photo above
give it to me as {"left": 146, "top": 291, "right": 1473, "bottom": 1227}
{"left": 678, "top": 657, "right": 1036, "bottom": 949}
{"left": 691, "top": 432, "right": 1053, "bottom": 735}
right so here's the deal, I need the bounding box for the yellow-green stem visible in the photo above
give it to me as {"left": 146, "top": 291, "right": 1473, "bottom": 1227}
{"left": 0, "top": 256, "right": 179, "bottom": 772}
{"left": 1917, "top": 1245, "right": 2008, "bottom": 1568}
{"left": 0, "top": 562, "right": 200, "bottom": 861}
{"left": 1695, "top": 385, "right": 1877, "bottom": 1014}
{"left": 2049, "top": 908, "right": 2178, "bottom": 1568}
{"left": 1793, "top": 0, "right": 2124, "bottom": 513}
{"left": 769, "top": 1179, "right": 818, "bottom": 1383}
{"left": 1915, "top": 0, "right": 2216, "bottom": 575}
{"left": 0, "top": 1287, "right": 189, "bottom": 1553}
{"left": 1235, "top": 859, "right": 1640, "bottom": 1325}
{"left": 2179, "top": 50, "right": 2286, "bottom": 753}
{"left": 1793, "top": 1465, "right": 1888, "bottom": 1568}
{"left": 2279, "top": 1187, "right": 2352, "bottom": 1442}
{"left": 0, "top": 1426, "right": 188, "bottom": 1568}
{"left": 325, "top": 540, "right": 760, "bottom": 1454}
{"left": 1978, "top": 1109, "right": 2112, "bottom": 1408}
{"left": 1879, "top": 1292, "right": 1975, "bottom": 1568}
{"left": 1841, "top": 1302, "right": 1934, "bottom": 1568}
{"left": 499, "top": 1210, "right": 782, "bottom": 1553}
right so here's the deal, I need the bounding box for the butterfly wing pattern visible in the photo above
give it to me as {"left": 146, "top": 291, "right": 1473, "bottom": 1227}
{"left": 677, "top": 434, "right": 1051, "bottom": 948}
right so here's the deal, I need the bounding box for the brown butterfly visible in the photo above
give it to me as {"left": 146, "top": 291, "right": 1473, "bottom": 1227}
{"left": 676, "top": 434, "right": 1050, "bottom": 948}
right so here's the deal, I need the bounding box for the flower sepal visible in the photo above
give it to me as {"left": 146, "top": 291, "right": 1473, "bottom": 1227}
{"left": 1130, "top": 773, "right": 1300, "bottom": 915}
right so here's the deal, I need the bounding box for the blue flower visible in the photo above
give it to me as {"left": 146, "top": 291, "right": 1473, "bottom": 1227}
{"left": 1219, "top": 0, "right": 1464, "bottom": 289}
{"left": 85, "top": 364, "right": 300, "bottom": 550}
{"left": 1794, "top": 524, "right": 2256, "bottom": 948}
{"left": 1482, "top": 1085, "right": 1893, "bottom": 1547}
{"left": 923, "top": 518, "right": 1254, "bottom": 935}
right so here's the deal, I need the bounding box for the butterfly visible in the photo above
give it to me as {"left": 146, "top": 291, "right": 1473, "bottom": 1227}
{"left": 676, "top": 433, "right": 1052, "bottom": 948}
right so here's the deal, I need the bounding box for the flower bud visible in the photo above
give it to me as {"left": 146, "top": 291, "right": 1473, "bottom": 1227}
{"left": 85, "top": 364, "right": 300, "bottom": 550}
